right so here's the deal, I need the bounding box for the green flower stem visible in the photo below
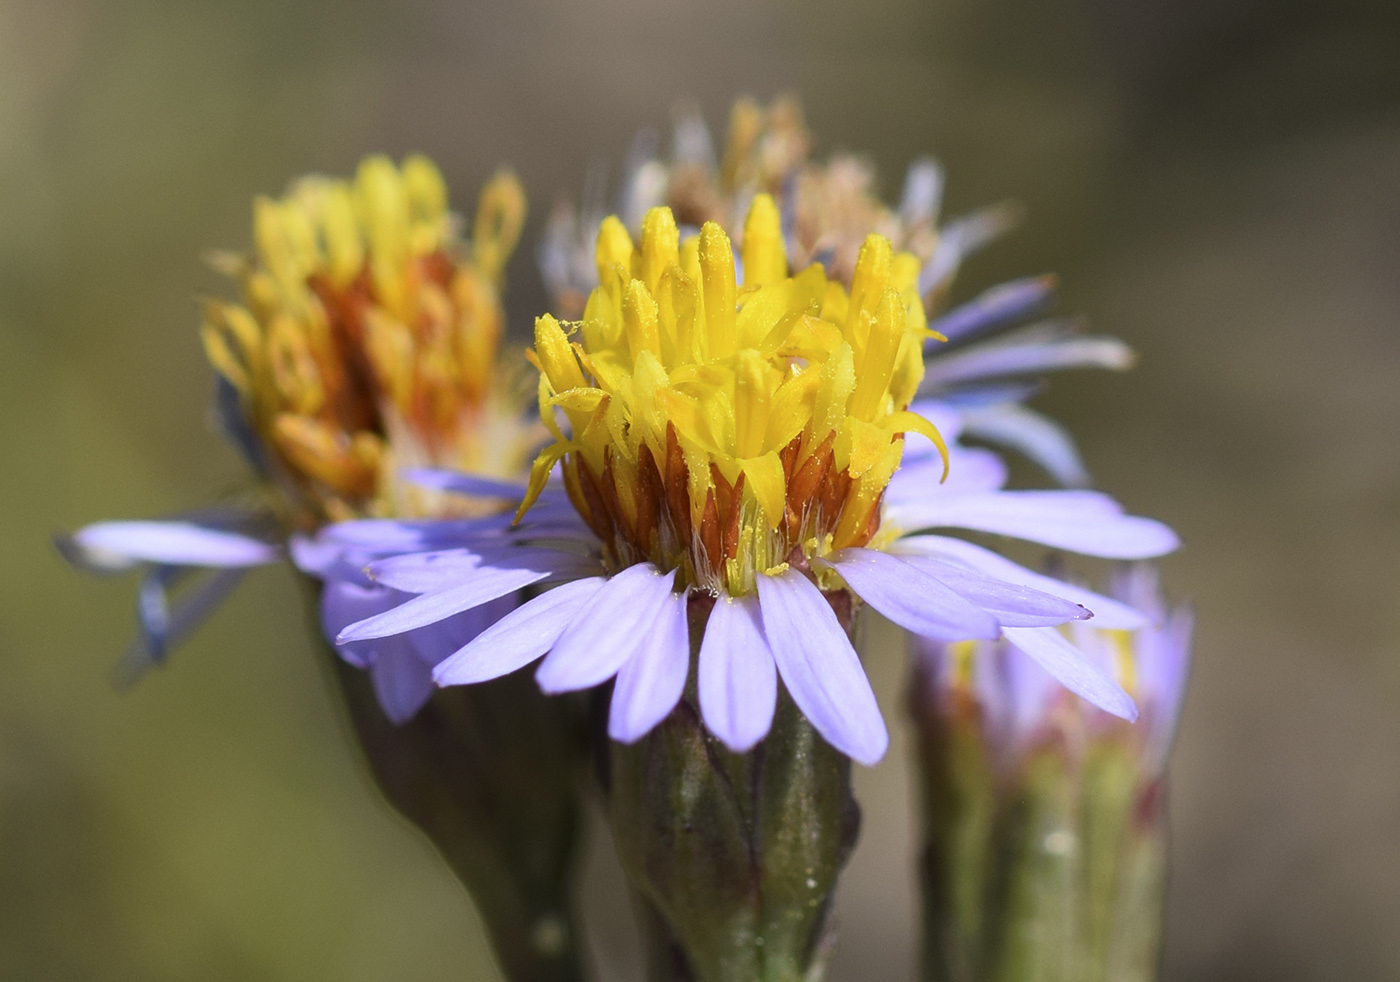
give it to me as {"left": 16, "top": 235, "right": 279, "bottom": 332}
{"left": 306, "top": 587, "right": 589, "bottom": 982}
{"left": 606, "top": 595, "right": 861, "bottom": 982}
{"left": 912, "top": 662, "right": 1170, "bottom": 982}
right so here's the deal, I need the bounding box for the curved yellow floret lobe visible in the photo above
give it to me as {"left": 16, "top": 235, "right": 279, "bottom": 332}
{"left": 201, "top": 155, "right": 534, "bottom": 524}
{"left": 524, "top": 198, "right": 949, "bottom": 596}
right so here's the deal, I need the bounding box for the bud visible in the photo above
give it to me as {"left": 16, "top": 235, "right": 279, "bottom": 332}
{"left": 605, "top": 593, "right": 861, "bottom": 982}
{"left": 911, "top": 564, "right": 1191, "bottom": 982}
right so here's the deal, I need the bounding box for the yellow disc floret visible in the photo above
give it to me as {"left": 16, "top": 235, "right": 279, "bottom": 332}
{"left": 200, "top": 155, "right": 535, "bottom": 524}
{"left": 523, "top": 195, "right": 949, "bottom": 597}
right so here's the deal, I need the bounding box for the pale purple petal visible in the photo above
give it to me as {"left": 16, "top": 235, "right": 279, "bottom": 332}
{"left": 370, "top": 546, "right": 599, "bottom": 594}
{"left": 894, "top": 554, "right": 1089, "bottom": 627}
{"left": 536, "top": 564, "right": 678, "bottom": 693}
{"left": 925, "top": 275, "right": 1054, "bottom": 345}
{"left": 370, "top": 644, "right": 435, "bottom": 725}
{"left": 920, "top": 205, "right": 1019, "bottom": 296}
{"left": 400, "top": 467, "right": 528, "bottom": 500}
{"left": 922, "top": 336, "right": 1134, "bottom": 389}
{"left": 698, "top": 593, "right": 778, "bottom": 752}
{"left": 407, "top": 593, "right": 518, "bottom": 669}
{"left": 756, "top": 568, "right": 888, "bottom": 766}
{"left": 69, "top": 521, "right": 278, "bottom": 570}
{"left": 338, "top": 564, "right": 554, "bottom": 643}
{"left": 960, "top": 402, "right": 1091, "bottom": 488}
{"left": 434, "top": 577, "right": 607, "bottom": 685}
{"left": 887, "top": 446, "right": 1008, "bottom": 496}
{"left": 1001, "top": 626, "right": 1137, "bottom": 721}
{"left": 608, "top": 591, "right": 691, "bottom": 742}
{"left": 322, "top": 580, "right": 402, "bottom": 669}
{"left": 884, "top": 490, "right": 1179, "bottom": 559}
{"left": 891, "top": 535, "right": 1149, "bottom": 629}
{"left": 819, "top": 548, "right": 1000, "bottom": 642}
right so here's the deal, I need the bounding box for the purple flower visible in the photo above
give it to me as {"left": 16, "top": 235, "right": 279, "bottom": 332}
{"left": 326, "top": 420, "right": 1176, "bottom": 765}
{"left": 914, "top": 562, "right": 1193, "bottom": 772}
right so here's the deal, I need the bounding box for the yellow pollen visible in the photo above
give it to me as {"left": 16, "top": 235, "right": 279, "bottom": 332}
{"left": 523, "top": 199, "right": 948, "bottom": 596}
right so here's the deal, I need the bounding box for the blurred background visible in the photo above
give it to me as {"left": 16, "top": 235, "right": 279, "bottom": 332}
{"left": 3, "top": 0, "right": 1399, "bottom": 978}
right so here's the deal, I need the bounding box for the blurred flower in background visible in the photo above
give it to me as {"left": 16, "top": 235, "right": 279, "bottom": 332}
{"left": 61, "top": 155, "right": 532, "bottom": 698}
{"left": 911, "top": 562, "right": 1192, "bottom": 982}
{"left": 541, "top": 96, "right": 1137, "bottom": 491}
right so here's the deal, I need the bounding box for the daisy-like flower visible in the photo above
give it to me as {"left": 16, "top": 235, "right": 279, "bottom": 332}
{"left": 62, "top": 156, "right": 535, "bottom": 718}
{"left": 911, "top": 563, "right": 1191, "bottom": 978}
{"left": 539, "top": 95, "right": 1133, "bottom": 488}
{"left": 331, "top": 197, "right": 1178, "bottom": 764}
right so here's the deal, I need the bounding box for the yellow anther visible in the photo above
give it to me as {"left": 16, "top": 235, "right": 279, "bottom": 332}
{"left": 402, "top": 155, "right": 448, "bottom": 226}
{"left": 595, "top": 216, "right": 634, "bottom": 285}
{"left": 636, "top": 207, "right": 680, "bottom": 293}
{"left": 473, "top": 170, "right": 526, "bottom": 283}
{"left": 734, "top": 348, "right": 772, "bottom": 459}
{"left": 698, "top": 222, "right": 737, "bottom": 359}
{"left": 848, "top": 234, "right": 892, "bottom": 324}
{"left": 850, "top": 288, "right": 905, "bottom": 421}
{"left": 741, "top": 193, "right": 787, "bottom": 288}
{"left": 623, "top": 278, "right": 662, "bottom": 363}
{"left": 318, "top": 184, "right": 364, "bottom": 286}
{"left": 534, "top": 315, "right": 587, "bottom": 393}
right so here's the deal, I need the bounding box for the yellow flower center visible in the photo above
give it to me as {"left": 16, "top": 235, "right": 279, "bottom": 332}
{"left": 201, "top": 155, "right": 533, "bottom": 523}
{"left": 523, "top": 195, "right": 948, "bottom": 596}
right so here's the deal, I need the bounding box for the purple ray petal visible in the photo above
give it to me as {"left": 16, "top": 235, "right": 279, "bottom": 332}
{"left": 434, "top": 577, "right": 606, "bottom": 685}
{"left": 608, "top": 590, "right": 691, "bottom": 742}
{"left": 885, "top": 490, "right": 1179, "bottom": 559}
{"left": 698, "top": 593, "right": 778, "bottom": 753}
{"left": 1001, "top": 626, "right": 1137, "bottom": 721}
{"left": 338, "top": 563, "right": 555, "bottom": 643}
{"left": 960, "top": 402, "right": 1090, "bottom": 488}
{"left": 756, "top": 568, "right": 888, "bottom": 766}
{"left": 891, "top": 535, "right": 1149, "bottom": 629}
{"left": 321, "top": 580, "right": 404, "bottom": 669}
{"left": 819, "top": 549, "right": 1001, "bottom": 642}
{"left": 894, "top": 553, "right": 1089, "bottom": 627}
{"left": 370, "top": 644, "right": 435, "bottom": 725}
{"left": 67, "top": 521, "right": 279, "bottom": 570}
{"left": 921, "top": 336, "right": 1134, "bottom": 389}
{"left": 887, "top": 446, "right": 1008, "bottom": 496}
{"left": 399, "top": 467, "right": 529, "bottom": 500}
{"left": 370, "top": 546, "right": 600, "bottom": 595}
{"left": 536, "top": 564, "right": 679, "bottom": 693}
{"left": 925, "top": 275, "right": 1055, "bottom": 345}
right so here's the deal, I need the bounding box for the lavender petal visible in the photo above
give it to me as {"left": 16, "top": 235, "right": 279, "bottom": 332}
{"left": 756, "top": 568, "right": 889, "bottom": 766}
{"left": 1002, "top": 626, "right": 1138, "bottom": 721}
{"left": 608, "top": 590, "right": 691, "bottom": 742}
{"left": 536, "top": 564, "right": 679, "bottom": 693}
{"left": 434, "top": 577, "right": 606, "bottom": 685}
{"left": 698, "top": 593, "right": 778, "bottom": 753}
{"left": 819, "top": 548, "right": 1001, "bottom": 642}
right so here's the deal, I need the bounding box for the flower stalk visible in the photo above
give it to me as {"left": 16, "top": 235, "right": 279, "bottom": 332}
{"left": 605, "top": 594, "right": 861, "bottom": 982}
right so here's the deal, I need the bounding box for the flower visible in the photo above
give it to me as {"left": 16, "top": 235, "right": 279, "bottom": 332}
{"left": 203, "top": 154, "right": 536, "bottom": 524}
{"left": 539, "top": 95, "right": 1133, "bottom": 488}
{"left": 915, "top": 562, "right": 1192, "bottom": 773}
{"left": 330, "top": 199, "right": 1178, "bottom": 764}
{"left": 62, "top": 156, "right": 534, "bottom": 719}
{"left": 910, "top": 563, "right": 1192, "bottom": 978}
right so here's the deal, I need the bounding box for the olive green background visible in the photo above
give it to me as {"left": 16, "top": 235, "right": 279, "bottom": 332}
{"left": 3, "top": 0, "right": 1398, "bottom": 978}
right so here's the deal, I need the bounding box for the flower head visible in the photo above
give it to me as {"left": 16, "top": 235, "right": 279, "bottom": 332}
{"left": 202, "top": 155, "right": 535, "bottom": 524}
{"left": 64, "top": 156, "right": 534, "bottom": 719}
{"left": 527, "top": 197, "right": 943, "bottom": 598}
{"left": 330, "top": 203, "right": 1179, "bottom": 765}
